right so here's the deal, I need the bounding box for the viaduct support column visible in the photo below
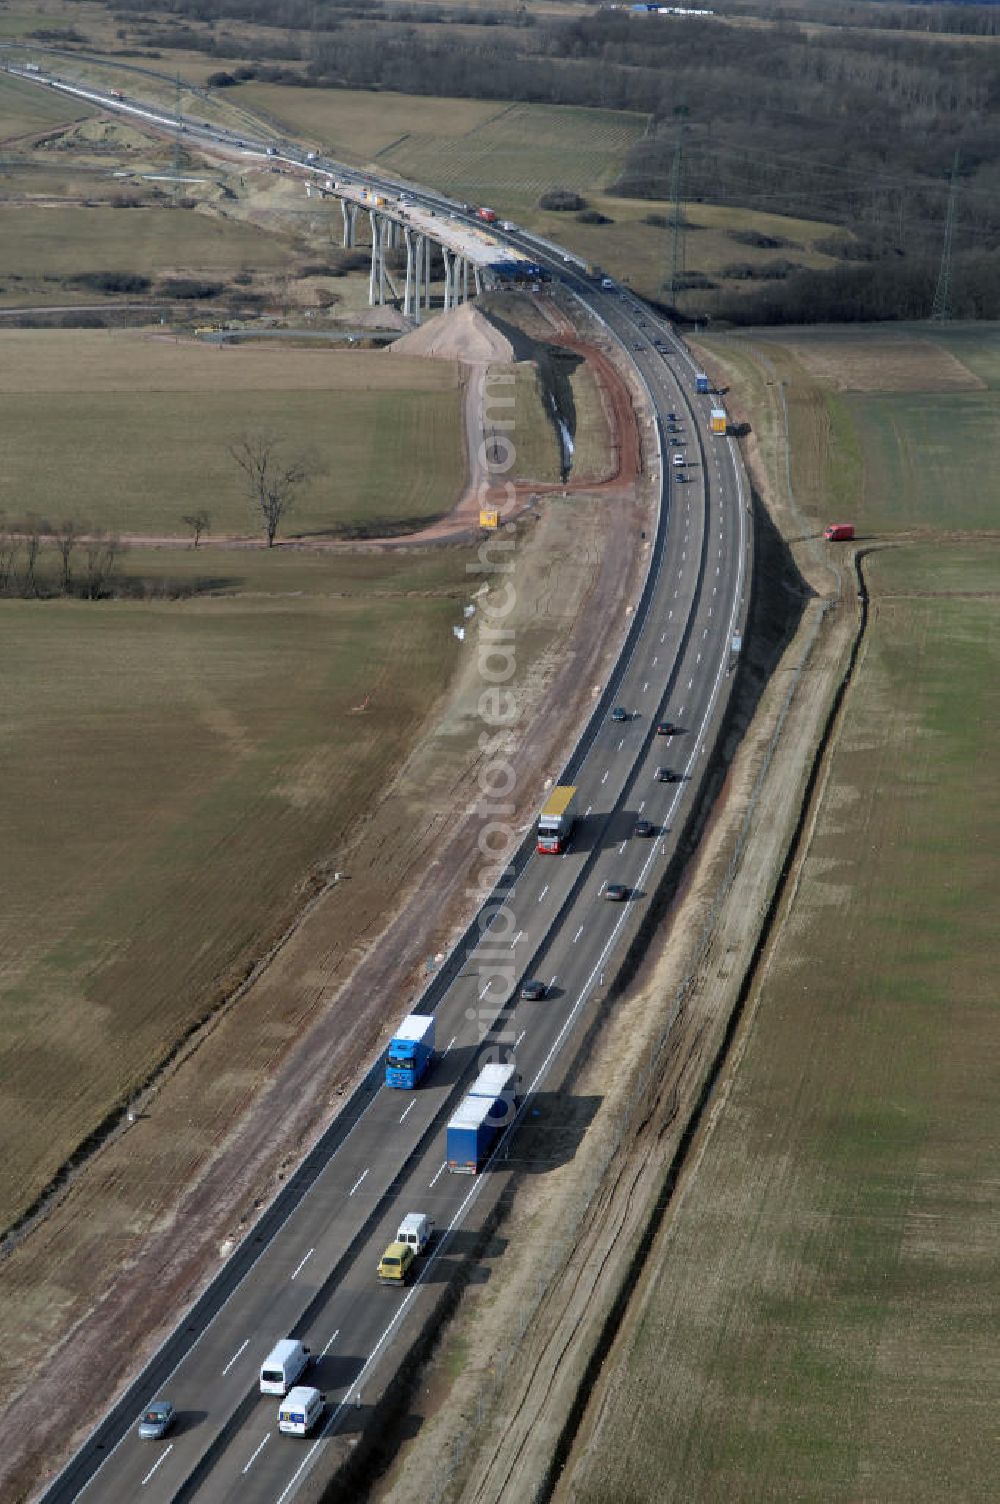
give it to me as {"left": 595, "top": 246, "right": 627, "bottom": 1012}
{"left": 442, "top": 248, "right": 455, "bottom": 311}
{"left": 368, "top": 211, "right": 384, "bottom": 306}
{"left": 424, "top": 235, "right": 432, "bottom": 310}
{"left": 378, "top": 214, "right": 388, "bottom": 304}
{"left": 473, "top": 265, "right": 483, "bottom": 298}
{"left": 340, "top": 199, "right": 357, "bottom": 248}
{"left": 461, "top": 257, "right": 469, "bottom": 303}
{"left": 404, "top": 229, "right": 416, "bottom": 322}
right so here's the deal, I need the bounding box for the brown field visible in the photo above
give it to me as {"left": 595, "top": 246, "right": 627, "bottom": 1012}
{"left": 749, "top": 324, "right": 985, "bottom": 393}
{"left": 0, "top": 544, "right": 473, "bottom": 1236}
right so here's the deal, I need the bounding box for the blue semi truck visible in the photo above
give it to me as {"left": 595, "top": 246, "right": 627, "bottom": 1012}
{"left": 385, "top": 1013, "right": 435, "bottom": 1089}
{"left": 446, "top": 1061, "right": 519, "bottom": 1173}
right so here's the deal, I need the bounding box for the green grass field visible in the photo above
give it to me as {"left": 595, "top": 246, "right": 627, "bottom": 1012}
{"left": 734, "top": 325, "right": 1000, "bottom": 534}
{"left": 0, "top": 543, "right": 471, "bottom": 1231}
{"left": 236, "top": 86, "right": 645, "bottom": 213}
{"left": 0, "top": 332, "right": 465, "bottom": 536}
{"left": 842, "top": 389, "right": 1000, "bottom": 532}
{"left": 517, "top": 195, "right": 848, "bottom": 305}
{"left": 567, "top": 327, "right": 1000, "bottom": 1502}
{"left": 0, "top": 206, "right": 288, "bottom": 292}
{"left": 0, "top": 70, "right": 94, "bottom": 136}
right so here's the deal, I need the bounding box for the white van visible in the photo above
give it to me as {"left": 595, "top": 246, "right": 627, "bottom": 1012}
{"left": 260, "top": 1339, "right": 310, "bottom": 1396}
{"left": 396, "top": 1213, "right": 434, "bottom": 1255}
{"left": 277, "top": 1386, "right": 324, "bottom": 1437}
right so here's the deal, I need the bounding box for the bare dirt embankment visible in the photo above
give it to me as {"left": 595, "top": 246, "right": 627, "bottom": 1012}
{"left": 0, "top": 293, "right": 651, "bottom": 1504}
{"left": 362, "top": 343, "right": 860, "bottom": 1504}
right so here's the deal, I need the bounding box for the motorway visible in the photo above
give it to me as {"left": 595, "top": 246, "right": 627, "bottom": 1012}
{"left": 14, "top": 65, "right": 752, "bottom": 1504}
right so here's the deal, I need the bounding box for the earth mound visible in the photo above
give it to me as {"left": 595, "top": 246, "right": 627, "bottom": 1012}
{"left": 391, "top": 302, "right": 532, "bottom": 364}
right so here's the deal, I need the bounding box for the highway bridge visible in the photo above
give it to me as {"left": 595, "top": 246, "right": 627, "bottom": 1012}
{"left": 6, "top": 63, "right": 753, "bottom": 1504}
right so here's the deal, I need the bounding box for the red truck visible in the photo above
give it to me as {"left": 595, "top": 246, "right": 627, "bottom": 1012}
{"left": 824, "top": 523, "right": 855, "bottom": 541}
{"left": 476, "top": 206, "right": 498, "bottom": 223}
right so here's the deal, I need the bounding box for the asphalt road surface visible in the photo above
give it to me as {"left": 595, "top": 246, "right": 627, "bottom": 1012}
{"left": 14, "top": 68, "right": 751, "bottom": 1504}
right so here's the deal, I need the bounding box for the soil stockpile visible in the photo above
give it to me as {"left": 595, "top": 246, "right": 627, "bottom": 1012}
{"left": 391, "top": 301, "right": 532, "bottom": 364}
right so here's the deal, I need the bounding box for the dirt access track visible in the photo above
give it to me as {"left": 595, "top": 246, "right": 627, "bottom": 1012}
{"left": 0, "top": 293, "right": 653, "bottom": 1504}
{"left": 86, "top": 295, "right": 642, "bottom": 554}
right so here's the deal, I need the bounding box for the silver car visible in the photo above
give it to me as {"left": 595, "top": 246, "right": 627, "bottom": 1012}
{"left": 138, "top": 1400, "right": 175, "bottom": 1440}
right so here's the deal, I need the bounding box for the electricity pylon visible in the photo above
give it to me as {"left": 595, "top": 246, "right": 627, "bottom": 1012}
{"left": 931, "top": 151, "right": 960, "bottom": 322}
{"left": 666, "top": 126, "right": 686, "bottom": 308}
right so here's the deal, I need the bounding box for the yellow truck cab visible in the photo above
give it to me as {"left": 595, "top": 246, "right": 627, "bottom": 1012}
{"left": 378, "top": 1240, "right": 415, "bottom": 1285}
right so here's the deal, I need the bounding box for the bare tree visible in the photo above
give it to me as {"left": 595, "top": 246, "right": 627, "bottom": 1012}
{"left": 83, "top": 531, "right": 123, "bottom": 600}
{"left": 181, "top": 509, "right": 211, "bottom": 549}
{"left": 55, "top": 518, "right": 83, "bottom": 593}
{"left": 21, "top": 515, "right": 49, "bottom": 597}
{"left": 228, "top": 433, "right": 308, "bottom": 547}
{"left": 0, "top": 515, "right": 19, "bottom": 594}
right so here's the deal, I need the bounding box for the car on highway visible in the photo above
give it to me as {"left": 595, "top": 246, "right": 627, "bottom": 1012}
{"left": 520, "top": 979, "right": 547, "bottom": 1000}
{"left": 655, "top": 767, "right": 680, "bottom": 783}
{"left": 675, "top": 473, "right": 688, "bottom": 482}
{"left": 633, "top": 342, "right": 643, "bottom": 352}
{"left": 667, "top": 411, "right": 678, "bottom": 421}
{"left": 137, "top": 1400, "right": 175, "bottom": 1440}
{"left": 378, "top": 1241, "right": 416, "bottom": 1285}
{"left": 656, "top": 720, "right": 678, "bottom": 736}
{"left": 610, "top": 705, "right": 629, "bottom": 722}
{"left": 604, "top": 883, "right": 629, "bottom": 901}
{"left": 669, "top": 437, "right": 683, "bottom": 446}
{"left": 634, "top": 819, "right": 655, "bottom": 838}
{"left": 672, "top": 454, "right": 685, "bottom": 467}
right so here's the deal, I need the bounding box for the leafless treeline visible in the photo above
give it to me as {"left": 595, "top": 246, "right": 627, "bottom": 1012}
{"left": 0, "top": 516, "right": 124, "bottom": 600}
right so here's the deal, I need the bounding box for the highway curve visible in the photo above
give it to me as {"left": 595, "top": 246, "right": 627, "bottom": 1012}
{"left": 11, "top": 66, "right": 753, "bottom": 1504}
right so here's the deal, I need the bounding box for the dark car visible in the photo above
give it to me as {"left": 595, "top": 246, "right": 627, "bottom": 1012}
{"left": 656, "top": 721, "right": 678, "bottom": 737}
{"left": 654, "top": 767, "right": 679, "bottom": 783}
{"left": 604, "top": 883, "right": 629, "bottom": 901}
{"left": 634, "top": 819, "right": 655, "bottom": 838}
{"left": 610, "top": 706, "right": 629, "bottom": 722}
{"left": 138, "top": 1400, "right": 175, "bottom": 1441}
{"left": 667, "top": 411, "right": 677, "bottom": 420}
{"left": 633, "top": 342, "right": 643, "bottom": 352}
{"left": 520, "top": 979, "right": 547, "bottom": 1001}
{"left": 669, "top": 437, "right": 683, "bottom": 446}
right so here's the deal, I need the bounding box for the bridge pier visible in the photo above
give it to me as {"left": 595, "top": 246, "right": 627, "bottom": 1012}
{"left": 368, "top": 211, "right": 388, "bottom": 305}
{"left": 442, "top": 248, "right": 455, "bottom": 311}
{"left": 340, "top": 199, "right": 358, "bottom": 248}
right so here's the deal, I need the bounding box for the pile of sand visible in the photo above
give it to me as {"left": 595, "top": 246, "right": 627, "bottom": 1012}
{"left": 391, "top": 302, "right": 524, "bottom": 364}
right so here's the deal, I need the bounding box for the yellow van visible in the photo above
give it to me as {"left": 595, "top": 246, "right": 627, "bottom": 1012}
{"left": 377, "top": 1241, "right": 415, "bottom": 1285}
